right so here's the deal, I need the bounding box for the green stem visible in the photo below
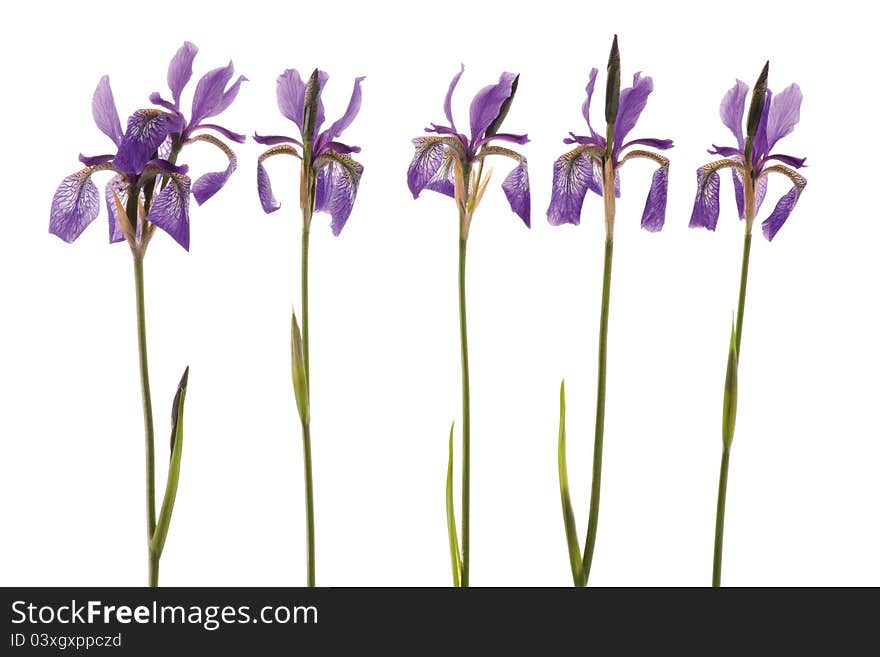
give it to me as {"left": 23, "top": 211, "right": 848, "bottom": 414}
{"left": 133, "top": 254, "right": 157, "bottom": 587}
{"left": 713, "top": 229, "right": 752, "bottom": 586}
{"left": 582, "top": 237, "right": 614, "bottom": 585}
{"left": 713, "top": 448, "right": 731, "bottom": 587}
{"left": 458, "top": 235, "right": 471, "bottom": 587}
{"left": 300, "top": 223, "right": 315, "bottom": 587}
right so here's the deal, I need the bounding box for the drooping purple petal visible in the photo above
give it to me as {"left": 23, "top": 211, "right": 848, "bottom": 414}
{"left": 50, "top": 167, "right": 104, "bottom": 242}
{"left": 501, "top": 161, "right": 530, "bottom": 227}
{"left": 614, "top": 72, "right": 654, "bottom": 150}
{"left": 469, "top": 72, "right": 517, "bottom": 141}
{"left": 146, "top": 172, "right": 191, "bottom": 250}
{"left": 478, "top": 132, "right": 529, "bottom": 147}
{"left": 190, "top": 62, "right": 247, "bottom": 127}
{"left": 316, "top": 76, "right": 365, "bottom": 151}
{"left": 622, "top": 137, "right": 674, "bottom": 151}
{"left": 324, "top": 141, "right": 361, "bottom": 155}
{"left": 253, "top": 132, "right": 303, "bottom": 147}
{"left": 640, "top": 163, "right": 668, "bottom": 232}
{"left": 408, "top": 137, "right": 448, "bottom": 198}
{"left": 720, "top": 80, "right": 748, "bottom": 150}
{"left": 689, "top": 166, "right": 721, "bottom": 231}
{"left": 193, "top": 151, "right": 236, "bottom": 205}
{"left": 709, "top": 144, "right": 743, "bottom": 158}
{"left": 257, "top": 161, "right": 280, "bottom": 213}
{"left": 276, "top": 69, "right": 328, "bottom": 139}
{"left": 168, "top": 41, "right": 198, "bottom": 107}
{"left": 766, "top": 83, "right": 802, "bottom": 151}
{"left": 92, "top": 76, "right": 123, "bottom": 147}
{"left": 78, "top": 153, "right": 115, "bottom": 166}
{"left": 581, "top": 68, "right": 600, "bottom": 139}
{"left": 547, "top": 148, "right": 594, "bottom": 226}
{"left": 104, "top": 175, "right": 130, "bottom": 243}
{"left": 313, "top": 152, "right": 364, "bottom": 235}
{"left": 113, "top": 110, "right": 177, "bottom": 175}
{"left": 761, "top": 181, "right": 805, "bottom": 241}
{"left": 444, "top": 64, "right": 465, "bottom": 131}
{"left": 195, "top": 123, "right": 246, "bottom": 143}
{"left": 766, "top": 153, "right": 807, "bottom": 169}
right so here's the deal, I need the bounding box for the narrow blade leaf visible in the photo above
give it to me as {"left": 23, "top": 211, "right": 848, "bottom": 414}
{"left": 291, "top": 308, "right": 310, "bottom": 425}
{"left": 446, "top": 422, "right": 462, "bottom": 587}
{"left": 558, "top": 380, "right": 585, "bottom": 586}
{"left": 722, "top": 321, "right": 738, "bottom": 450}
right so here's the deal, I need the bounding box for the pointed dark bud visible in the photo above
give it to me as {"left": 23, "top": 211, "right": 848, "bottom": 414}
{"left": 485, "top": 74, "right": 519, "bottom": 137}
{"left": 605, "top": 35, "right": 621, "bottom": 125}
{"left": 302, "top": 68, "right": 321, "bottom": 149}
{"left": 746, "top": 61, "right": 769, "bottom": 139}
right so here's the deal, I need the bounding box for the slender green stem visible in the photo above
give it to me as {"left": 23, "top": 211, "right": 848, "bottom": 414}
{"left": 582, "top": 237, "right": 614, "bottom": 585}
{"left": 713, "top": 448, "right": 731, "bottom": 587}
{"left": 300, "top": 222, "right": 315, "bottom": 587}
{"left": 713, "top": 229, "right": 752, "bottom": 586}
{"left": 458, "top": 235, "right": 471, "bottom": 587}
{"left": 132, "top": 254, "right": 157, "bottom": 587}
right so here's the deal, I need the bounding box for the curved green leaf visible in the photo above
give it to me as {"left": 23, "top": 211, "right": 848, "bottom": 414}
{"left": 446, "top": 422, "right": 462, "bottom": 587}
{"left": 558, "top": 380, "right": 585, "bottom": 586}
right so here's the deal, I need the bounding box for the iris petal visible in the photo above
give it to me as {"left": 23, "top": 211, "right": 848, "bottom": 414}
{"left": 640, "top": 162, "right": 668, "bottom": 232}
{"left": 761, "top": 180, "right": 806, "bottom": 241}
{"left": 547, "top": 147, "right": 594, "bottom": 226}
{"left": 468, "top": 72, "right": 517, "bottom": 141}
{"left": 313, "top": 151, "right": 364, "bottom": 235}
{"left": 147, "top": 172, "right": 192, "bottom": 250}
{"left": 49, "top": 166, "right": 107, "bottom": 243}
{"left": 689, "top": 166, "right": 721, "bottom": 231}
{"left": 92, "top": 76, "right": 124, "bottom": 147}
{"left": 501, "top": 160, "right": 530, "bottom": 227}
{"left": 719, "top": 80, "right": 748, "bottom": 151}
{"left": 407, "top": 137, "right": 448, "bottom": 198}
{"left": 766, "top": 84, "right": 802, "bottom": 152}
{"left": 167, "top": 42, "right": 198, "bottom": 107}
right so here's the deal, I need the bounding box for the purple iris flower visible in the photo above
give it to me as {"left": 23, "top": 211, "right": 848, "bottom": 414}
{"left": 407, "top": 66, "right": 531, "bottom": 230}
{"left": 547, "top": 59, "right": 673, "bottom": 230}
{"left": 688, "top": 68, "right": 807, "bottom": 241}
{"left": 255, "top": 69, "right": 365, "bottom": 236}
{"left": 49, "top": 43, "right": 246, "bottom": 251}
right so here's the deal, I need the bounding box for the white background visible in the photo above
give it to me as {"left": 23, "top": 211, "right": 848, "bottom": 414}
{"left": 1, "top": 0, "right": 877, "bottom": 587}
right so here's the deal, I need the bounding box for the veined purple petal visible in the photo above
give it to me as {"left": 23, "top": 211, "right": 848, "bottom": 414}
{"left": 501, "top": 161, "right": 530, "bottom": 227}
{"left": 319, "top": 76, "right": 365, "bottom": 148}
{"left": 444, "top": 65, "right": 465, "bottom": 131}
{"left": 640, "top": 163, "right": 668, "bottom": 232}
{"left": 766, "top": 153, "right": 807, "bottom": 169}
{"left": 104, "top": 175, "right": 131, "bottom": 243}
{"left": 50, "top": 166, "right": 106, "bottom": 243}
{"left": 623, "top": 137, "right": 673, "bottom": 150}
{"left": 408, "top": 137, "right": 448, "bottom": 198}
{"left": 709, "top": 144, "right": 743, "bottom": 158}
{"left": 614, "top": 72, "right": 653, "bottom": 150}
{"left": 78, "top": 153, "right": 115, "bottom": 166}
{"left": 424, "top": 175, "right": 455, "bottom": 198}
{"left": 581, "top": 68, "right": 600, "bottom": 138}
{"left": 314, "top": 152, "right": 364, "bottom": 235}
{"left": 253, "top": 132, "right": 303, "bottom": 147}
{"left": 147, "top": 172, "right": 191, "bottom": 250}
{"left": 195, "top": 123, "right": 246, "bottom": 143}
{"left": 761, "top": 181, "right": 805, "bottom": 241}
{"left": 547, "top": 148, "right": 594, "bottom": 226}
{"left": 92, "top": 76, "right": 123, "bottom": 147}
{"left": 720, "top": 80, "right": 748, "bottom": 151}
{"left": 766, "top": 84, "right": 802, "bottom": 151}
{"left": 168, "top": 41, "right": 198, "bottom": 107}
{"left": 469, "top": 72, "right": 517, "bottom": 141}
{"left": 689, "top": 167, "right": 721, "bottom": 231}
{"left": 257, "top": 161, "right": 279, "bottom": 213}
{"left": 190, "top": 62, "right": 247, "bottom": 127}
{"left": 276, "top": 69, "right": 328, "bottom": 139}
{"left": 113, "top": 110, "right": 177, "bottom": 176}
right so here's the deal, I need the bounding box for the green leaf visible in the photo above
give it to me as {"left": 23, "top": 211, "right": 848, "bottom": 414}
{"left": 722, "top": 321, "right": 738, "bottom": 450}
{"left": 291, "top": 308, "right": 310, "bottom": 426}
{"left": 151, "top": 366, "right": 189, "bottom": 559}
{"left": 557, "top": 380, "right": 585, "bottom": 586}
{"left": 445, "top": 422, "right": 462, "bottom": 587}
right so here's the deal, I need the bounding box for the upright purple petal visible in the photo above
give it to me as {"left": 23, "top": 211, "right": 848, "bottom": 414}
{"left": 761, "top": 181, "right": 805, "bottom": 241}
{"left": 688, "top": 167, "right": 721, "bottom": 231}
{"left": 613, "top": 73, "right": 653, "bottom": 150}
{"left": 720, "top": 80, "right": 748, "bottom": 150}
{"left": 501, "top": 161, "right": 530, "bottom": 227}
{"left": 313, "top": 153, "right": 364, "bottom": 235}
{"left": 50, "top": 167, "right": 104, "bottom": 242}
{"left": 581, "top": 68, "right": 600, "bottom": 138}
{"left": 318, "top": 76, "right": 365, "bottom": 148}
{"left": 147, "top": 173, "right": 191, "bottom": 250}
{"left": 113, "top": 110, "right": 177, "bottom": 176}
{"left": 92, "top": 76, "right": 123, "bottom": 147}
{"left": 444, "top": 64, "right": 465, "bottom": 131}
{"left": 640, "top": 163, "right": 668, "bottom": 232}
{"left": 469, "top": 72, "right": 517, "bottom": 141}
{"left": 190, "top": 62, "right": 247, "bottom": 127}
{"left": 168, "top": 42, "right": 198, "bottom": 107}
{"left": 766, "top": 83, "right": 802, "bottom": 151}
{"left": 408, "top": 137, "right": 448, "bottom": 198}
{"left": 547, "top": 148, "right": 594, "bottom": 226}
